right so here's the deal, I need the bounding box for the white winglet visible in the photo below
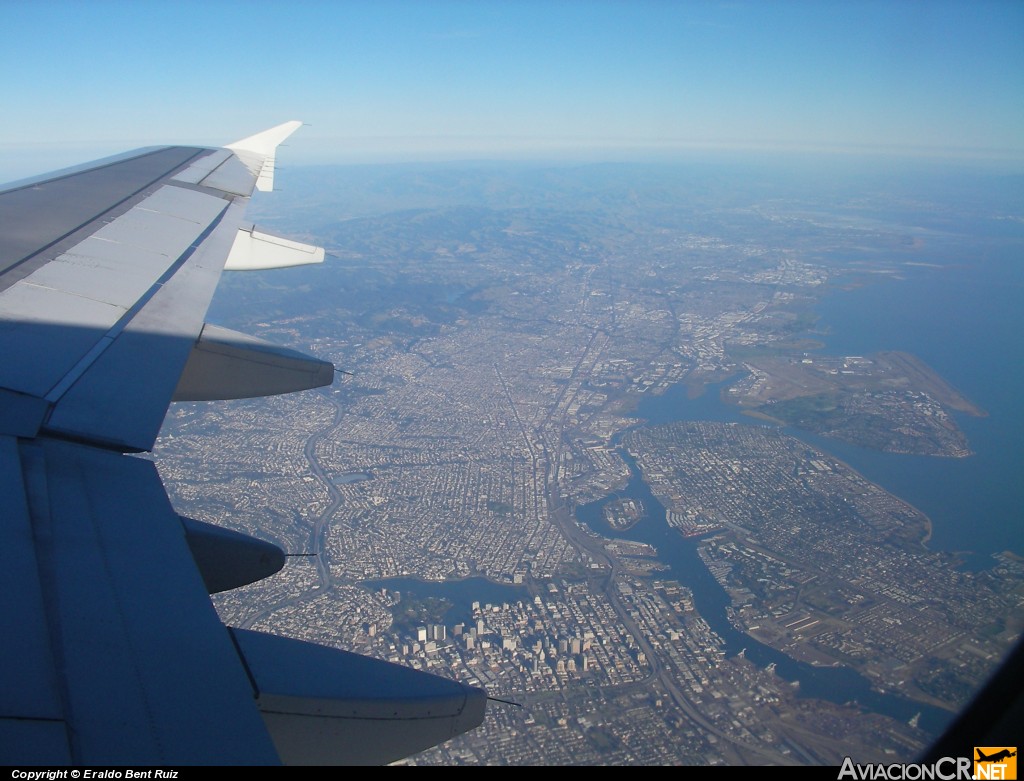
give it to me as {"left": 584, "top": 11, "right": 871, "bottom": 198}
{"left": 225, "top": 120, "right": 303, "bottom": 192}
{"left": 226, "top": 120, "right": 303, "bottom": 156}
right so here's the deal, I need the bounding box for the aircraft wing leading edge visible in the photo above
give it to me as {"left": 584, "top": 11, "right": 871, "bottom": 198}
{"left": 0, "top": 123, "right": 486, "bottom": 765}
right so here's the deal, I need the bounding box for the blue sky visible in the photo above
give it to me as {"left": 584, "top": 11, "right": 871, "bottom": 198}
{"left": 1, "top": 0, "right": 1022, "bottom": 178}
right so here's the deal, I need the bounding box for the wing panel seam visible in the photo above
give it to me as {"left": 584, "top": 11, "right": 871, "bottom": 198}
{"left": 0, "top": 148, "right": 212, "bottom": 293}
{"left": 42, "top": 203, "right": 231, "bottom": 406}
{"left": 17, "top": 442, "right": 77, "bottom": 760}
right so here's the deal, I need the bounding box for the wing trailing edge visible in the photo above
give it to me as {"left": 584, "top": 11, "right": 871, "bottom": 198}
{"left": 0, "top": 122, "right": 488, "bottom": 765}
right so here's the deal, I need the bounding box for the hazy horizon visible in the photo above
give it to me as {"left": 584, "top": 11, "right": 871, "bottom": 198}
{"left": 2, "top": 0, "right": 1021, "bottom": 179}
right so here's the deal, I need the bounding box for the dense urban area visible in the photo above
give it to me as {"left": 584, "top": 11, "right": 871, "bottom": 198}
{"left": 153, "top": 163, "right": 1023, "bottom": 765}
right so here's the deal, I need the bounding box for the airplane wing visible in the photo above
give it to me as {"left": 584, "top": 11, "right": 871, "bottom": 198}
{"left": 0, "top": 123, "right": 486, "bottom": 765}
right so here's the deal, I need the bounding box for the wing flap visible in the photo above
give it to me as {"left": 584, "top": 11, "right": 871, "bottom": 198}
{"left": 0, "top": 146, "right": 208, "bottom": 280}
{"left": 0, "top": 123, "right": 488, "bottom": 764}
{"left": 0, "top": 283, "right": 124, "bottom": 397}
{"left": 20, "top": 438, "right": 280, "bottom": 764}
{"left": 29, "top": 239, "right": 176, "bottom": 310}
{"left": 0, "top": 184, "right": 230, "bottom": 405}
{"left": 0, "top": 129, "right": 314, "bottom": 453}
{"left": 0, "top": 437, "right": 65, "bottom": 727}
{"left": 197, "top": 153, "right": 264, "bottom": 197}
{"left": 43, "top": 201, "right": 243, "bottom": 451}
{"left": 171, "top": 149, "right": 233, "bottom": 185}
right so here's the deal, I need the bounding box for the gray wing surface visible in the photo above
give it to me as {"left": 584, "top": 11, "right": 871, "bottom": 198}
{"left": 0, "top": 123, "right": 485, "bottom": 765}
